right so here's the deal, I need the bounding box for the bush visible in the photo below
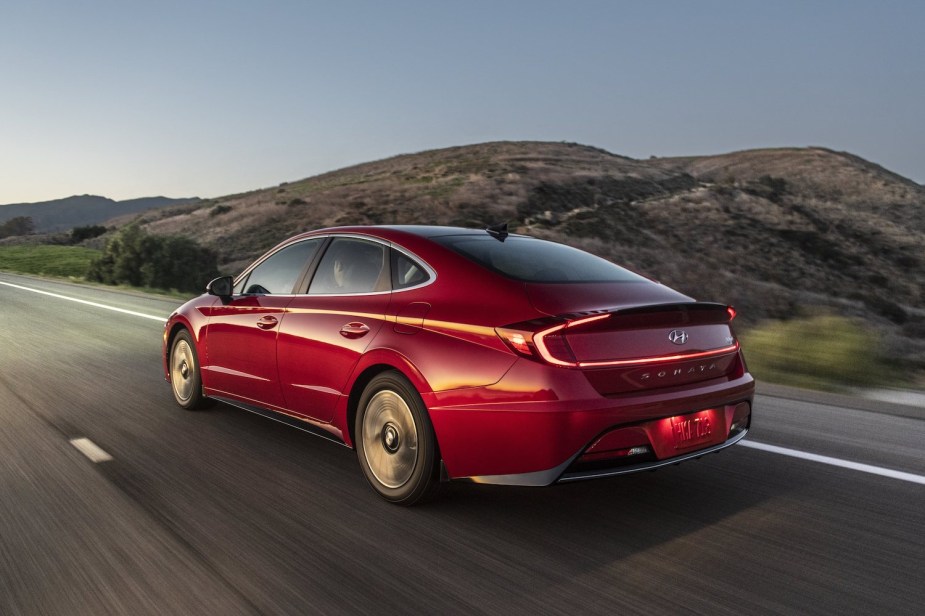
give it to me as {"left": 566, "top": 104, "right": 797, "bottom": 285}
{"left": 70, "top": 225, "right": 108, "bottom": 243}
{"left": 209, "top": 204, "right": 232, "bottom": 217}
{"left": 87, "top": 224, "right": 220, "bottom": 294}
{"left": 0, "top": 216, "right": 35, "bottom": 239}
{"left": 741, "top": 315, "right": 895, "bottom": 391}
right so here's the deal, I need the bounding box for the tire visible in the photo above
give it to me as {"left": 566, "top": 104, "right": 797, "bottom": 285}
{"left": 355, "top": 370, "right": 440, "bottom": 505}
{"left": 169, "top": 330, "right": 210, "bottom": 410}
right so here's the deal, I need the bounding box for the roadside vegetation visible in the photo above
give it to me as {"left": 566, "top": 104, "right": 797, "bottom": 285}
{"left": 86, "top": 224, "right": 220, "bottom": 294}
{"left": 0, "top": 224, "right": 219, "bottom": 295}
{"left": 740, "top": 314, "right": 903, "bottom": 391}
{"left": 0, "top": 245, "right": 101, "bottom": 278}
{"left": 0, "top": 216, "right": 35, "bottom": 239}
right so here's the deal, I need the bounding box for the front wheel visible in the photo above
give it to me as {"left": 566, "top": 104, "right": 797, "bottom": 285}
{"left": 169, "top": 330, "right": 210, "bottom": 410}
{"left": 355, "top": 371, "right": 440, "bottom": 505}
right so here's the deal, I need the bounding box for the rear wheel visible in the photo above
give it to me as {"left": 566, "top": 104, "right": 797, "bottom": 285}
{"left": 355, "top": 371, "right": 440, "bottom": 505}
{"left": 169, "top": 330, "right": 210, "bottom": 410}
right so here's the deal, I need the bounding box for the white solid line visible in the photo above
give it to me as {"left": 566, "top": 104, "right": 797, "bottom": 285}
{"left": 0, "top": 280, "right": 166, "bottom": 322}
{"left": 69, "top": 437, "right": 114, "bottom": 463}
{"left": 740, "top": 440, "right": 925, "bottom": 486}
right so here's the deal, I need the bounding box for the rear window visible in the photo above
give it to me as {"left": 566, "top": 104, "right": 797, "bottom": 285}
{"left": 433, "top": 235, "right": 646, "bottom": 283}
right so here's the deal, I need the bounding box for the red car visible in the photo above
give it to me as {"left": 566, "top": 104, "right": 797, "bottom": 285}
{"left": 164, "top": 225, "right": 754, "bottom": 504}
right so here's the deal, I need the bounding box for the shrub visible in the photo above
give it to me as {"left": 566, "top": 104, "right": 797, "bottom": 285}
{"left": 70, "top": 225, "right": 108, "bottom": 243}
{"left": 741, "top": 315, "right": 895, "bottom": 391}
{"left": 0, "top": 216, "right": 35, "bottom": 238}
{"left": 87, "top": 224, "right": 220, "bottom": 294}
{"left": 209, "top": 204, "right": 233, "bottom": 217}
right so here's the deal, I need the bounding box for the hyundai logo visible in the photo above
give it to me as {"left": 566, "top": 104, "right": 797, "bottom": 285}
{"left": 668, "top": 329, "right": 689, "bottom": 345}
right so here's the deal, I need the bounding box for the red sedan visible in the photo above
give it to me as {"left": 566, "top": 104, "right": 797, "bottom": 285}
{"left": 164, "top": 225, "right": 754, "bottom": 504}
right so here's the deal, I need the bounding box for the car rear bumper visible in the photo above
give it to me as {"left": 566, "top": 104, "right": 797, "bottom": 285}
{"left": 463, "top": 427, "right": 749, "bottom": 486}
{"left": 556, "top": 428, "right": 749, "bottom": 483}
{"left": 425, "top": 357, "right": 755, "bottom": 485}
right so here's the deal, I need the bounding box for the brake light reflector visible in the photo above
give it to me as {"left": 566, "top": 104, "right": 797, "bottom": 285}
{"left": 498, "top": 330, "right": 531, "bottom": 355}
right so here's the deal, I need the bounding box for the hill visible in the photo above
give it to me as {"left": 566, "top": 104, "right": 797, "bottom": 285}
{"left": 123, "top": 141, "right": 925, "bottom": 362}
{"left": 0, "top": 194, "right": 199, "bottom": 233}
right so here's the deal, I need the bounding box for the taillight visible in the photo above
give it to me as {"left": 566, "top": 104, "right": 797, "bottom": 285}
{"left": 501, "top": 331, "right": 531, "bottom": 355}
{"left": 534, "top": 328, "right": 577, "bottom": 366}
{"left": 495, "top": 325, "right": 554, "bottom": 362}
{"left": 727, "top": 305, "right": 737, "bottom": 321}
{"left": 496, "top": 314, "right": 609, "bottom": 367}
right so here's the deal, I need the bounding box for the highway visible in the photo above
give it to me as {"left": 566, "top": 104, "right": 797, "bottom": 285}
{"left": 1, "top": 271, "right": 923, "bottom": 615}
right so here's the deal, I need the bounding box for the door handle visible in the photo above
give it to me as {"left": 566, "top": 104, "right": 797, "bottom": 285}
{"left": 340, "top": 322, "right": 370, "bottom": 338}
{"left": 256, "top": 315, "right": 279, "bottom": 330}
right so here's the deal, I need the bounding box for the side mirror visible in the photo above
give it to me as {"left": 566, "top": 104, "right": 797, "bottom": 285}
{"left": 206, "top": 276, "right": 234, "bottom": 298}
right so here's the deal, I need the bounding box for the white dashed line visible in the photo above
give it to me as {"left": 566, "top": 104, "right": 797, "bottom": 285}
{"left": 0, "top": 280, "right": 167, "bottom": 322}
{"left": 741, "top": 440, "right": 925, "bottom": 485}
{"left": 69, "top": 437, "right": 114, "bottom": 463}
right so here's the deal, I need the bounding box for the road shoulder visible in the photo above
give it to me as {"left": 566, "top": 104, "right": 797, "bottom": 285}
{"left": 757, "top": 381, "right": 925, "bottom": 420}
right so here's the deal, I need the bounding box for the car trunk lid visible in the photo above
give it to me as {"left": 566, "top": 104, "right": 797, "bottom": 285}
{"left": 498, "top": 295, "right": 742, "bottom": 395}
{"left": 562, "top": 302, "right": 741, "bottom": 394}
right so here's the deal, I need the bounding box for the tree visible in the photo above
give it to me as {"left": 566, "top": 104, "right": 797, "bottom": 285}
{"left": 0, "top": 216, "right": 35, "bottom": 238}
{"left": 70, "top": 225, "right": 107, "bottom": 243}
{"left": 87, "top": 224, "right": 220, "bottom": 293}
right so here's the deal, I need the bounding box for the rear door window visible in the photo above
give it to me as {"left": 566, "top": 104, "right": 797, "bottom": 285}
{"left": 309, "top": 238, "right": 388, "bottom": 294}
{"left": 391, "top": 250, "right": 431, "bottom": 290}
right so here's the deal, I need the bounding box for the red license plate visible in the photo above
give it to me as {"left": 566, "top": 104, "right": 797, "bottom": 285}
{"left": 670, "top": 410, "right": 714, "bottom": 449}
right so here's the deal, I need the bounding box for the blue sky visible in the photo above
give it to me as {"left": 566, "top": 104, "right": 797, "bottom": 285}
{"left": 2, "top": 1, "right": 923, "bottom": 203}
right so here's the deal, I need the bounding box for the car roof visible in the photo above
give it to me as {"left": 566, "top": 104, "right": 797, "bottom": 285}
{"left": 378, "top": 225, "right": 484, "bottom": 237}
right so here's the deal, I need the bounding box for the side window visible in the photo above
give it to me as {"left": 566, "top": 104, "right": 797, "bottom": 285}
{"left": 391, "top": 250, "right": 431, "bottom": 290}
{"left": 309, "top": 238, "right": 386, "bottom": 294}
{"left": 238, "top": 239, "right": 321, "bottom": 295}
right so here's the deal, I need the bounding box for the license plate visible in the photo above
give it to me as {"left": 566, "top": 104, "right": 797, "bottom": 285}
{"left": 670, "top": 410, "right": 714, "bottom": 449}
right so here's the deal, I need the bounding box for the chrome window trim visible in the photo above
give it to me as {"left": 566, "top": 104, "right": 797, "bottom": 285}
{"left": 236, "top": 232, "right": 438, "bottom": 297}
{"left": 232, "top": 237, "right": 325, "bottom": 292}
{"left": 389, "top": 243, "right": 438, "bottom": 293}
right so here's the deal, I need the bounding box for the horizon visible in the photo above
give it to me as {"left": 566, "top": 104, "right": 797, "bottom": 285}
{"left": 2, "top": 140, "right": 922, "bottom": 207}
{"left": 3, "top": 1, "right": 923, "bottom": 203}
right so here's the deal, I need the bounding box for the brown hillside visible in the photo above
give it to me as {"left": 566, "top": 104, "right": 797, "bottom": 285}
{"left": 131, "top": 141, "right": 925, "bottom": 363}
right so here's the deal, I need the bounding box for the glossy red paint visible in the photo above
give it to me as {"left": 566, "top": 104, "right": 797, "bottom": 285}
{"left": 277, "top": 293, "right": 391, "bottom": 422}
{"left": 164, "top": 225, "right": 755, "bottom": 488}
{"left": 204, "top": 294, "right": 291, "bottom": 407}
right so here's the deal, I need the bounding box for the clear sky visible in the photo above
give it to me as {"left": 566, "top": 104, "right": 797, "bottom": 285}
{"left": 2, "top": 0, "right": 923, "bottom": 204}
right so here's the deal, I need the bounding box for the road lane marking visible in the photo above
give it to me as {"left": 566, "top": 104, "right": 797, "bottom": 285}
{"left": 69, "top": 437, "right": 114, "bottom": 463}
{"left": 741, "top": 440, "right": 925, "bottom": 485}
{"left": 0, "top": 280, "right": 166, "bottom": 322}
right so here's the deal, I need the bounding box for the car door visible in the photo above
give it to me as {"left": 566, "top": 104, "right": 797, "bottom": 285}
{"left": 203, "top": 238, "right": 323, "bottom": 409}
{"left": 277, "top": 237, "right": 392, "bottom": 423}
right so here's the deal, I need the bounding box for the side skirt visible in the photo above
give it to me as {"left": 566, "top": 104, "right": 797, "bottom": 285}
{"left": 210, "top": 396, "right": 350, "bottom": 448}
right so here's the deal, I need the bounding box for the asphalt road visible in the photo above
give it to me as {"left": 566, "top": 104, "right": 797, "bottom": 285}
{"left": 1, "top": 272, "right": 923, "bottom": 615}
